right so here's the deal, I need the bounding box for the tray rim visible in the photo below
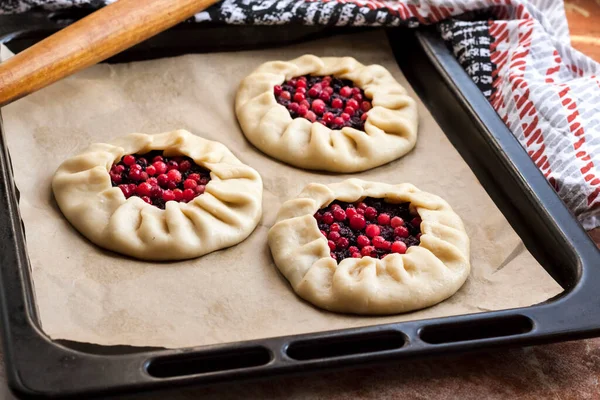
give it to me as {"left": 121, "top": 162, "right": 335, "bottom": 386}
{"left": 0, "top": 24, "right": 598, "bottom": 398}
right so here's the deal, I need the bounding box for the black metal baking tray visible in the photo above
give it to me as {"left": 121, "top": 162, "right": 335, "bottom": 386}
{"left": 0, "top": 15, "right": 598, "bottom": 399}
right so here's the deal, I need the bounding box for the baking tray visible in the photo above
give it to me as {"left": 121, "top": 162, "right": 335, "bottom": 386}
{"left": 0, "top": 15, "right": 598, "bottom": 399}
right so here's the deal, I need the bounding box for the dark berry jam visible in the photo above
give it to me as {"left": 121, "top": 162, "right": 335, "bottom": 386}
{"left": 274, "top": 75, "right": 372, "bottom": 131}
{"left": 314, "top": 197, "right": 422, "bottom": 262}
{"left": 109, "top": 151, "right": 211, "bottom": 209}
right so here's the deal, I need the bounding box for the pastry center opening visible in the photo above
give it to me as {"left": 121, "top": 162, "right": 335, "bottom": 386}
{"left": 314, "top": 197, "right": 422, "bottom": 262}
{"left": 110, "top": 151, "right": 211, "bottom": 209}
{"left": 274, "top": 75, "right": 372, "bottom": 130}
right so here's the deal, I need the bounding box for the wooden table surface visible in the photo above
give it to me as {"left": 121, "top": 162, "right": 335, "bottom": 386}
{"left": 1, "top": 2, "right": 600, "bottom": 398}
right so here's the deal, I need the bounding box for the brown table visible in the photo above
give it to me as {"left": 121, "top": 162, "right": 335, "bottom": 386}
{"left": 1, "top": 2, "right": 600, "bottom": 398}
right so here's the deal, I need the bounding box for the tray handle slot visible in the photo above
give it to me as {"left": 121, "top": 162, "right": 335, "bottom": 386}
{"left": 419, "top": 315, "right": 533, "bottom": 344}
{"left": 146, "top": 346, "right": 272, "bottom": 378}
{"left": 286, "top": 330, "right": 405, "bottom": 361}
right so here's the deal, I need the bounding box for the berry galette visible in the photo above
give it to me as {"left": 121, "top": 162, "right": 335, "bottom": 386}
{"left": 268, "top": 179, "right": 470, "bottom": 315}
{"left": 235, "top": 55, "right": 418, "bottom": 173}
{"left": 52, "top": 130, "right": 263, "bottom": 260}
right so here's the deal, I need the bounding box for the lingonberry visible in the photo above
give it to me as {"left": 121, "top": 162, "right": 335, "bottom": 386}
{"left": 183, "top": 179, "right": 198, "bottom": 190}
{"left": 153, "top": 161, "right": 167, "bottom": 175}
{"left": 333, "top": 208, "right": 346, "bottom": 221}
{"left": 311, "top": 99, "right": 326, "bottom": 115}
{"left": 331, "top": 98, "right": 344, "bottom": 109}
{"left": 128, "top": 169, "right": 142, "bottom": 181}
{"left": 337, "top": 237, "right": 349, "bottom": 249}
{"left": 340, "top": 86, "right": 352, "bottom": 97}
{"left": 280, "top": 91, "right": 291, "bottom": 100}
{"left": 346, "top": 207, "right": 357, "bottom": 218}
{"left": 365, "top": 224, "right": 380, "bottom": 238}
{"left": 346, "top": 99, "right": 359, "bottom": 110}
{"left": 333, "top": 117, "right": 344, "bottom": 126}
{"left": 119, "top": 184, "right": 133, "bottom": 198}
{"left": 157, "top": 174, "right": 169, "bottom": 187}
{"left": 372, "top": 236, "right": 387, "bottom": 249}
{"left": 377, "top": 213, "right": 390, "bottom": 225}
{"left": 322, "top": 212, "right": 334, "bottom": 225}
{"left": 308, "top": 87, "right": 320, "bottom": 97}
{"left": 390, "top": 216, "right": 404, "bottom": 228}
{"left": 110, "top": 173, "right": 122, "bottom": 184}
{"left": 182, "top": 188, "right": 196, "bottom": 202}
{"left": 146, "top": 165, "right": 157, "bottom": 176}
{"left": 394, "top": 226, "right": 409, "bottom": 238}
{"left": 123, "top": 155, "right": 136, "bottom": 166}
{"left": 349, "top": 214, "right": 366, "bottom": 230}
{"left": 297, "top": 104, "right": 308, "bottom": 116}
{"left": 167, "top": 169, "right": 182, "bottom": 183}
{"left": 357, "top": 235, "right": 370, "bottom": 248}
{"left": 179, "top": 160, "right": 192, "bottom": 172}
{"left": 319, "top": 91, "right": 331, "bottom": 102}
{"left": 136, "top": 182, "right": 153, "bottom": 197}
{"left": 364, "top": 207, "right": 378, "bottom": 220}
{"left": 328, "top": 231, "right": 341, "bottom": 242}
{"left": 173, "top": 189, "right": 183, "bottom": 201}
{"left": 167, "top": 181, "right": 178, "bottom": 190}
{"left": 361, "top": 246, "right": 375, "bottom": 256}
{"left": 391, "top": 241, "right": 407, "bottom": 254}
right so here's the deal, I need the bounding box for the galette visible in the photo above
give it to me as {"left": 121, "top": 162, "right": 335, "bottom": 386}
{"left": 268, "top": 179, "right": 470, "bottom": 314}
{"left": 236, "top": 55, "right": 418, "bottom": 173}
{"left": 52, "top": 129, "right": 263, "bottom": 260}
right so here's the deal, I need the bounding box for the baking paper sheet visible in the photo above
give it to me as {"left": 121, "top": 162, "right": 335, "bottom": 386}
{"left": 1, "top": 31, "right": 562, "bottom": 348}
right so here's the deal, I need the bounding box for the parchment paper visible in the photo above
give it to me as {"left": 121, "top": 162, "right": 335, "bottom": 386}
{"left": 1, "top": 31, "right": 562, "bottom": 348}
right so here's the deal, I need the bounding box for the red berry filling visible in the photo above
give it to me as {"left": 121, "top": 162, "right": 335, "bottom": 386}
{"left": 314, "top": 197, "right": 422, "bottom": 262}
{"left": 109, "top": 151, "right": 211, "bottom": 209}
{"left": 274, "top": 75, "right": 372, "bottom": 131}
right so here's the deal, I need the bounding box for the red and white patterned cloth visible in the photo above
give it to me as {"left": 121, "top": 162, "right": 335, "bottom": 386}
{"left": 2, "top": 0, "right": 599, "bottom": 229}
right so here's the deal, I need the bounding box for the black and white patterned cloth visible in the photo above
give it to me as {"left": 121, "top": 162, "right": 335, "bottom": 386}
{"left": 1, "top": 0, "right": 599, "bottom": 229}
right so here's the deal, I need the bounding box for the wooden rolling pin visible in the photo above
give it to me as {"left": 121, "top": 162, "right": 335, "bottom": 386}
{"left": 0, "top": 0, "right": 220, "bottom": 107}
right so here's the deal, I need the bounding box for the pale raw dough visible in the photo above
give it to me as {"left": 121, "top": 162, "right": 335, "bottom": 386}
{"left": 235, "top": 55, "right": 418, "bottom": 173}
{"left": 52, "top": 130, "right": 263, "bottom": 261}
{"left": 268, "top": 179, "right": 470, "bottom": 315}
